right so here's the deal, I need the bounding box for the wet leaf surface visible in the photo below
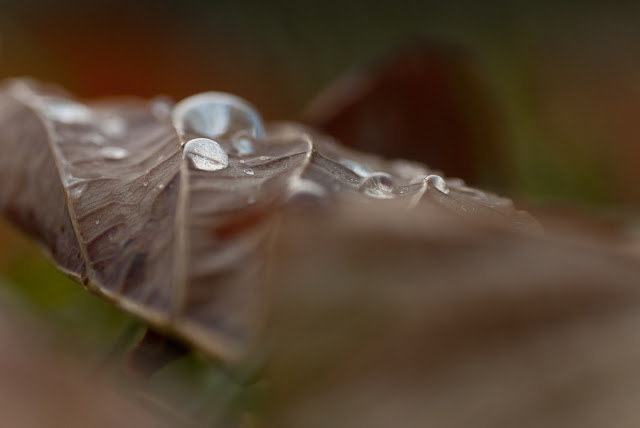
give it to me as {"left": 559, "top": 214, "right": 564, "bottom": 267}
{"left": 0, "top": 78, "right": 536, "bottom": 362}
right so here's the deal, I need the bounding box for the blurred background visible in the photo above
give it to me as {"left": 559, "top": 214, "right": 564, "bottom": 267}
{"left": 3, "top": 0, "right": 640, "bottom": 206}
{"left": 2, "top": 0, "right": 640, "bottom": 425}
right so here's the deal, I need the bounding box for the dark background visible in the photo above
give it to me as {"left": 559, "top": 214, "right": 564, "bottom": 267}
{"left": 3, "top": 0, "right": 640, "bottom": 207}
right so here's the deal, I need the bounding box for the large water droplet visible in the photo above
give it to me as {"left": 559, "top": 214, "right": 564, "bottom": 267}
{"left": 360, "top": 172, "right": 396, "bottom": 199}
{"left": 243, "top": 168, "right": 255, "bottom": 175}
{"left": 425, "top": 174, "right": 449, "bottom": 194}
{"left": 41, "top": 98, "right": 93, "bottom": 124}
{"left": 183, "top": 138, "right": 229, "bottom": 171}
{"left": 98, "top": 146, "right": 129, "bottom": 160}
{"left": 172, "top": 92, "right": 265, "bottom": 141}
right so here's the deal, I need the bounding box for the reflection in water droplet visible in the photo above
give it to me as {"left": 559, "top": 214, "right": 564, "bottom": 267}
{"left": 100, "top": 117, "right": 126, "bottom": 137}
{"left": 232, "top": 136, "right": 254, "bottom": 156}
{"left": 425, "top": 174, "right": 449, "bottom": 194}
{"left": 183, "top": 137, "right": 229, "bottom": 171}
{"left": 244, "top": 168, "right": 255, "bottom": 175}
{"left": 42, "top": 99, "right": 92, "bottom": 124}
{"left": 98, "top": 146, "right": 129, "bottom": 160}
{"left": 172, "top": 92, "right": 265, "bottom": 141}
{"left": 360, "top": 172, "right": 396, "bottom": 199}
{"left": 340, "top": 159, "right": 373, "bottom": 178}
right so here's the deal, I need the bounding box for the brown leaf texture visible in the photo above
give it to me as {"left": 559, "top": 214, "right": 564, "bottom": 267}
{"left": 0, "top": 78, "right": 537, "bottom": 361}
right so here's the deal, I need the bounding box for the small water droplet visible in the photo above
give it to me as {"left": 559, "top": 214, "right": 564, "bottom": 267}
{"left": 425, "top": 174, "right": 449, "bottom": 194}
{"left": 232, "top": 136, "right": 254, "bottom": 156}
{"left": 150, "top": 96, "right": 174, "bottom": 120}
{"left": 42, "top": 99, "right": 93, "bottom": 124}
{"left": 172, "top": 92, "right": 265, "bottom": 140}
{"left": 360, "top": 172, "right": 396, "bottom": 199}
{"left": 143, "top": 181, "right": 149, "bottom": 187}
{"left": 157, "top": 183, "right": 165, "bottom": 190}
{"left": 182, "top": 137, "right": 229, "bottom": 171}
{"left": 98, "top": 146, "right": 129, "bottom": 160}
{"left": 259, "top": 155, "right": 271, "bottom": 161}
{"left": 95, "top": 219, "right": 100, "bottom": 225}
{"left": 244, "top": 168, "right": 255, "bottom": 175}
{"left": 100, "top": 117, "right": 126, "bottom": 137}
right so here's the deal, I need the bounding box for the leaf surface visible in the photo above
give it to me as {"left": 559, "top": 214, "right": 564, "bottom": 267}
{"left": 0, "top": 78, "right": 537, "bottom": 360}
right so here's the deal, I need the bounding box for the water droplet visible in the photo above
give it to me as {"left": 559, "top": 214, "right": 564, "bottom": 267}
{"left": 182, "top": 137, "right": 229, "bottom": 171}
{"left": 95, "top": 219, "right": 100, "bottom": 225}
{"left": 259, "top": 155, "right": 271, "bottom": 161}
{"left": 143, "top": 181, "right": 149, "bottom": 187}
{"left": 360, "top": 172, "right": 396, "bottom": 199}
{"left": 340, "top": 159, "right": 373, "bottom": 178}
{"left": 232, "top": 136, "right": 254, "bottom": 156}
{"left": 98, "top": 146, "right": 129, "bottom": 160}
{"left": 100, "top": 117, "right": 126, "bottom": 137}
{"left": 244, "top": 168, "right": 255, "bottom": 175}
{"left": 157, "top": 183, "right": 165, "bottom": 190}
{"left": 172, "top": 92, "right": 265, "bottom": 140}
{"left": 247, "top": 196, "right": 256, "bottom": 204}
{"left": 425, "top": 174, "right": 449, "bottom": 194}
{"left": 42, "top": 98, "right": 93, "bottom": 124}
{"left": 150, "top": 96, "right": 173, "bottom": 120}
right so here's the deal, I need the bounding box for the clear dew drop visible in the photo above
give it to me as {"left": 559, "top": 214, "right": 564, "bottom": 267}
{"left": 360, "top": 172, "right": 396, "bottom": 199}
{"left": 142, "top": 181, "right": 149, "bottom": 187}
{"left": 172, "top": 92, "right": 265, "bottom": 140}
{"left": 150, "top": 96, "right": 174, "bottom": 120}
{"left": 95, "top": 219, "right": 100, "bottom": 225}
{"left": 425, "top": 174, "right": 450, "bottom": 194}
{"left": 182, "top": 137, "right": 229, "bottom": 172}
{"left": 244, "top": 168, "right": 255, "bottom": 175}
{"left": 42, "top": 99, "right": 93, "bottom": 124}
{"left": 98, "top": 146, "right": 129, "bottom": 160}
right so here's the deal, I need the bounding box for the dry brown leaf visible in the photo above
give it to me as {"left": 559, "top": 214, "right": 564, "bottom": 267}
{"left": 0, "top": 78, "right": 535, "bottom": 361}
